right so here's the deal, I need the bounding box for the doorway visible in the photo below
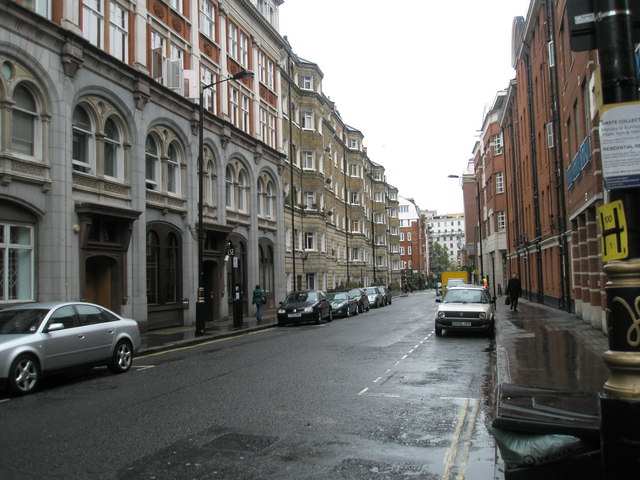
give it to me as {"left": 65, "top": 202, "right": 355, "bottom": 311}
{"left": 85, "top": 256, "right": 117, "bottom": 311}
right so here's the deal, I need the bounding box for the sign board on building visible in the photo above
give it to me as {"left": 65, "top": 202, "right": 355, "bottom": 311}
{"left": 597, "top": 200, "right": 628, "bottom": 262}
{"left": 599, "top": 102, "right": 640, "bottom": 190}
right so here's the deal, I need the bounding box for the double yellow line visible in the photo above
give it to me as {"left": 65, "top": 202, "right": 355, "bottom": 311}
{"left": 442, "top": 398, "right": 480, "bottom": 480}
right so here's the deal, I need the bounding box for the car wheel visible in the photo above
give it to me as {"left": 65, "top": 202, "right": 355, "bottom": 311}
{"left": 435, "top": 325, "right": 443, "bottom": 336}
{"left": 9, "top": 354, "right": 40, "bottom": 395}
{"left": 345, "top": 307, "right": 351, "bottom": 318}
{"left": 328, "top": 310, "right": 333, "bottom": 322}
{"left": 315, "top": 310, "right": 323, "bottom": 324}
{"left": 109, "top": 340, "right": 134, "bottom": 374}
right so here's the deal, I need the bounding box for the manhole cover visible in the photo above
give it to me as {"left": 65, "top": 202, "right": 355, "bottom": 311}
{"left": 207, "top": 433, "right": 278, "bottom": 452}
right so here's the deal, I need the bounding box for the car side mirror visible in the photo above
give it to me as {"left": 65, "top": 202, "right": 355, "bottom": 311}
{"left": 46, "top": 322, "right": 65, "bottom": 333}
{"left": 435, "top": 298, "right": 441, "bottom": 303}
{"left": 491, "top": 297, "right": 497, "bottom": 303}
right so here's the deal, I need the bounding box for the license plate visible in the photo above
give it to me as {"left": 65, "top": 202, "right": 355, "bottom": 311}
{"left": 452, "top": 321, "right": 472, "bottom": 327}
{"left": 288, "top": 313, "right": 302, "bottom": 318}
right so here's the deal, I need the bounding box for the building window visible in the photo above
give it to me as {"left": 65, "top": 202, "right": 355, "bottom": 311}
{"left": 304, "top": 232, "right": 315, "bottom": 250}
{"left": 225, "top": 166, "right": 234, "bottom": 208}
{"left": 237, "top": 170, "right": 248, "bottom": 212}
{"left": 19, "top": 0, "right": 50, "bottom": 17}
{"left": 306, "top": 273, "right": 316, "bottom": 290}
{"left": 303, "top": 151, "right": 314, "bottom": 170}
{"left": 300, "top": 75, "right": 313, "bottom": 90}
{"left": 72, "top": 105, "right": 95, "bottom": 173}
{"left": 493, "top": 132, "right": 503, "bottom": 155}
{"left": 228, "top": 22, "right": 238, "bottom": 61}
{"left": 201, "top": 66, "right": 217, "bottom": 114}
{"left": 146, "top": 226, "right": 182, "bottom": 307}
{"left": 199, "top": 0, "right": 216, "bottom": 40}
{"left": 350, "top": 192, "right": 360, "bottom": 205}
{"left": 167, "top": 143, "right": 180, "bottom": 195}
{"left": 304, "top": 191, "right": 316, "bottom": 209}
{"left": 239, "top": 32, "right": 249, "bottom": 68}
{"left": 301, "top": 111, "right": 314, "bottom": 130}
{"left": 230, "top": 87, "right": 239, "bottom": 126}
{"left": 109, "top": 2, "right": 128, "bottom": 63}
{"left": 0, "top": 223, "right": 34, "bottom": 302}
{"left": 241, "top": 96, "right": 250, "bottom": 133}
{"left": 496, "top": 172, "right": 504, "bottom": 194}
{"left": 12, "top": 84, "right": 41, "bottom": 158}
{"left": 145, "top": 134, "right": 160, "bottom": 190}
{"left": 265, "top": 181, "right": 274, "bottom": 218}
{"left": 498, "top": 211, "right": 506, "bottom": 231}
{"left": 103, "top": 117, "right": 123, "bottom": 180}
{"left": 267, "top": 58, "right": 275, "bottom": 89}
{"left": 407, "top": 232, "right": 412, "bottom": 241}
{"left": 83, "top": 0, "right": 103, "bottom": 48}
{"left": 349, "top": 138, "right": 357, "bottom": 149}
{"left": 268, "top": 113, "right": 276, "bottom": 147}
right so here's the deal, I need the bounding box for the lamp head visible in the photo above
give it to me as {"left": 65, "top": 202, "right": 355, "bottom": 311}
{"left": 232, "top": 70, "right": 254, "bottom": 80}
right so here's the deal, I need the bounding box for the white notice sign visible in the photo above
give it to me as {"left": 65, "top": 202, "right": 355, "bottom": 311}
{"left": 599, "top": 102, "right": 640, "bottom": 190}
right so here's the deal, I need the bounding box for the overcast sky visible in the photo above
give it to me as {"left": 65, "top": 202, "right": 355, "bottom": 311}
{"left": 279, "top": 0, "right": 531, "bottom": 214}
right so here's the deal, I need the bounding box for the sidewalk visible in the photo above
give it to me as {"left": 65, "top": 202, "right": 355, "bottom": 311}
{"left": 495, "top": 298, "right": 610, "bottom": 392}
{"left": 138, "top": 309, "right": 278, "bottom": 356}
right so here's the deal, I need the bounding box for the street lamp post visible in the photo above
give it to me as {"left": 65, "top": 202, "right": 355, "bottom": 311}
{"left": 196, "top": 69, "right": 254, "bottom": 337}
{"left": 448, "top": 174, "right": 484, "bottom": 283}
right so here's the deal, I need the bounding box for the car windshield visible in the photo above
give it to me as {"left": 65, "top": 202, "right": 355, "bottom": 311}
{"left": 349, "top": 289, "right": 362, "bottom": 296}
{"left": 285, "top": 292, "right": 318, "bottom": 304}
{"left": 328, "top": 293, "right": 348, "bottom": 301}
{"left": 364, "top": 287, "right": 378, "bottom": 294}
{"left": 443, "top": 289, "right": 489, "bottom": 304}
{"left": 0, "top": 309, "right": 48, "bottom": 334}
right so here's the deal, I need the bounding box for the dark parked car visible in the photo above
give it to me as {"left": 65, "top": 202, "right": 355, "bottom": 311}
{"left": 328, "top": 292, "right": 359, "bottom": 318}
{"left": 277, "top": 290, "right": 332, "bottom": 326}
{"left": 348, "top": 288, "right": 370, "bottom": 313}
{"left": 374, "top": 285, "right": 392, "bottom": 305}
{"left": 364, "top": 287, "right": 385, "bottom": 308}
{"left": 435, "top": 284, "right": 496, "bottom": 336}
{"left": 0, "top": 302, "right": 141, "bottom": 396}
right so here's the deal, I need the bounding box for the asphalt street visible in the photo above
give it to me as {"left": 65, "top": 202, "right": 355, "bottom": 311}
{"left": 0, "top": 291, "right": 498, "bottom": 479}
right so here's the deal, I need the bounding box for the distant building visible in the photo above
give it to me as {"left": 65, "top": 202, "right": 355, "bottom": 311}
{"left": 426, "top": 213, "right": 466, "bottom": 268}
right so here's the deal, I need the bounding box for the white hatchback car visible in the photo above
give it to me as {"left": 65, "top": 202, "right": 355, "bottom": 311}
{"left": 0, "top": 302, "right": 141, "bottom": 395}
{"left": 435, "top": 285, "right": 496, "bottom": 336}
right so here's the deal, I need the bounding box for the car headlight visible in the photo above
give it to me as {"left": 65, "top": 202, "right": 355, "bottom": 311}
{"left": 304, "top": 306, "right": 313, "bottom": 312}
{"left": 437, "top": 311, "right": 446, "bottom": 318}
{"left": 277, "top": 309, "right": 285, "bottom": 314}
{"left": 479, "top": 312, "right": 486, "bottom": 319}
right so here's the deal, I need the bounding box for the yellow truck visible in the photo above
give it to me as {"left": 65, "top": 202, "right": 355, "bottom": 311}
{"left": 441, "top": 271, "right": 469, "bottom": 295}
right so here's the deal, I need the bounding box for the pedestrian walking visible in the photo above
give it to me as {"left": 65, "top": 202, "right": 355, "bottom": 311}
{"left": 252, "top": 284, "right": 267, "bottom": 324}
{"left": 506, "top": 273, "right": 522, "bottom": 312}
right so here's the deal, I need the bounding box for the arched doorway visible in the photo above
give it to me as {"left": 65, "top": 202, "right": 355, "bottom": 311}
{"left": 85, "top": 255, "right": 117, "bottom": 311}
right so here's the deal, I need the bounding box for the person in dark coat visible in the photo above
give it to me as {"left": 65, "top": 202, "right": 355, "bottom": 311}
{"left": 251, "top": 285, "right": 266, "bottom": 324}
{"left": 506, "top": 273, "right": 522, "bottom": 312}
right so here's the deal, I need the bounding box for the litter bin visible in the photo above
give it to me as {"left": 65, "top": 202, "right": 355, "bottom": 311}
{"left": 490, "top": 383, "right": 602, "bottom": 479}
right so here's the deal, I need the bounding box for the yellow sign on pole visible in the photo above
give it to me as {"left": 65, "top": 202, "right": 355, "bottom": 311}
{"left": 597, "top": 200, "right": 628, "bottom": 262}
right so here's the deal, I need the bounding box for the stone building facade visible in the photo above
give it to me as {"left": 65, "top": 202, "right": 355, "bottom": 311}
{"left": 280, "top": 49, "right": 401, "bottom": 292}
{"left": 0, "top": 0, "right": 286, "bottom": 329}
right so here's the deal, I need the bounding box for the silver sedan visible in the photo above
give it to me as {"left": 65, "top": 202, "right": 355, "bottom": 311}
{"left": 0, "top": 302, "right": 141, "bottom": 395}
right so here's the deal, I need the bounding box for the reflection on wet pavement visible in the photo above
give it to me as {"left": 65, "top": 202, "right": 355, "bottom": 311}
{"left": 500, "top": 306, "right": 610, "bottom": 393}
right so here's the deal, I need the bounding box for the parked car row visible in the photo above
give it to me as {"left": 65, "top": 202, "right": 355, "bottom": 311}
{"left": 277, "top": 286, "right": 393, "bottom": 326}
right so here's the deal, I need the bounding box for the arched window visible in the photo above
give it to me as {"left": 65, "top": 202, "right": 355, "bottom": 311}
{"left": 237, "top": 169, "right": 248, "bottom": 212}
{"left": 12, "top": 84, "right": 39, "bottom": 157}
{"left": 266, "top": 180, "right": 274, "bottom": 218}
{"left": 203, "top": 146, "right": 217, "bottom": 206}
{"left": 145, "top": 134, "right": 160, "bottom": 190}
{"left": 205, "top": 160, "right": 216, "bottom": 205}
{"left": 103, "top": 117, "right": 123, "bottom": 179}
{"left": 167, "top": 142, "right": 180, "bottom": 195}
{"left": 146, "top": 230, "right": 160, "bottom": 305}
{"left": 225, "top": 165, "right": 234, "bottom": 208}
{"left": 257, "top": 177, "right": 264, "bottom": 216}
{"left": 72, "top": 105, "right": 95, "bottom": 173}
